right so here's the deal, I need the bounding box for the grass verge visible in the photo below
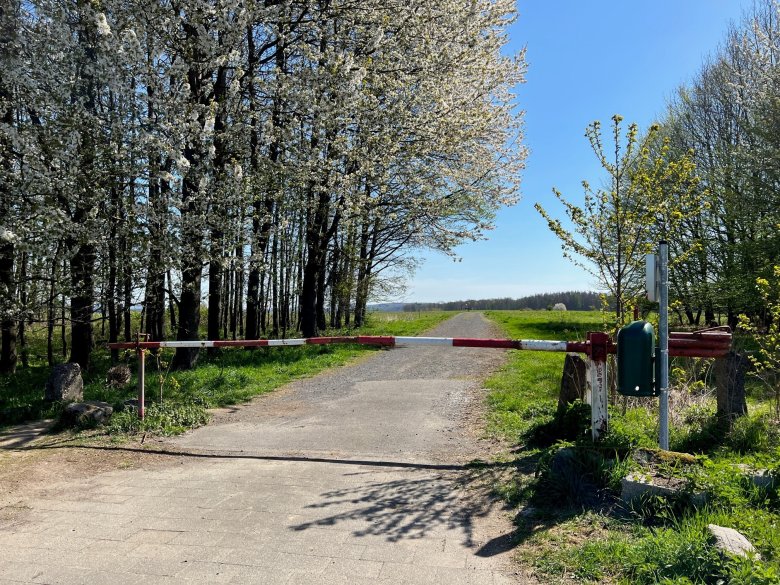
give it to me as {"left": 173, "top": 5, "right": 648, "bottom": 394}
{"left": 483, "top": 309, "right": 780, "bottom": 584}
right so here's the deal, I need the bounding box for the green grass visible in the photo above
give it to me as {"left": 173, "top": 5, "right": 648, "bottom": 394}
{"left": 352, "top": 310, "right": 452, "bottom": 336}
{"left": 483, "top": 309, "right": 780, "bottom": 584}
{"left": 483, "top": 310, "right": 603, "bottom": 441}
{"left": 0, "top": 309, "right": 452, "bottom": 431}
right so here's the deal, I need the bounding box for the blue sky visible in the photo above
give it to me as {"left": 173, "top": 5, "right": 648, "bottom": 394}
{"left": 402, "top": 0, "right": 753, "bottom": 303}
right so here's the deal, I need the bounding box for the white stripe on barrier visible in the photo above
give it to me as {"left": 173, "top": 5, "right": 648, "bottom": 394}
{"left": 267, "top": 339, "right": 307, "bottom": 346}
{"left": 518, "top": 340, "right": 569, "bottom": 352}
{"left": 158, "top": 340, "right": 215, "bottom": 348}
{"left": 395, "top": 337, "right": 454, "bottom": 346}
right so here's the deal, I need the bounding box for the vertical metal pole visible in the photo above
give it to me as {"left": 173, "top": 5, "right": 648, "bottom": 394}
{"left": 659, "top": 241, "right": 669, "bottom": 449}
{"left": 137, "top": 349, "right": 146, "bottom": 420}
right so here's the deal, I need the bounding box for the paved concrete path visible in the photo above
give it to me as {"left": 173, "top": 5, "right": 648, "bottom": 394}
{"left": 1, "top": 313, "right": 525, "bottom": 584}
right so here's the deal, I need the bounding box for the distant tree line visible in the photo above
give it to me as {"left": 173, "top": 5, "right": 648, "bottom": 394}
{"left": 0, "top": 0, "right": 526, "bottom": 374}
{"left": 402, "top": 291, "right": 601, "bottom": 312}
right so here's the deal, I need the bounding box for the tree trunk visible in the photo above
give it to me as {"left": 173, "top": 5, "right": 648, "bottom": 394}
{"left": 316, "top": 255, "right": 328, "bottom": 332}
{"left": 69, "top": 240, "right": 96, "bottom": 370}
{"left": 46, "top": 243, "right": 61, "bottom": 366}
{"left": 167, "top": 269, "right": 177, "bottom": 332}
{"left": 172, "top": 137, "right": 205, "bottom": 369}
{"left": 172, "top": 158, "right": 205, "bottom": 369}
{"left": 17, "top": 251, "right": 27, "bottom": 368}
{"left": 108, "top": 190, "right": 120, "bottom": 362}
{"left": 144, "top": 162, "right": 168, "bottom": 343}
{"left": 715, "top": 351, "right": 748, "bottom": 424}
{"left": 61, "top": 256, "right": 67, "bottom": 358}
{"left": 0, "top": 9, "right": 17, "bottom": 374}
{"left": 0, "top": 236, "right": 15, "bottom": 374}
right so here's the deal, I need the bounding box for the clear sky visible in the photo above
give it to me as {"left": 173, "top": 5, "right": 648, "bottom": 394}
{"left": 401, "top": 0, "right": 753, "bottom": 303}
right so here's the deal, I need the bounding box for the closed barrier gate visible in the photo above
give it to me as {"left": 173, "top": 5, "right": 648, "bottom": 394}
{"left": 108, "top": 327, "right": 732, "bottom": 441}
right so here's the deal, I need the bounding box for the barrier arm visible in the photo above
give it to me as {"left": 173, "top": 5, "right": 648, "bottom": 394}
{"left": 108, "top": 331, "right": 731, "bottom": 432}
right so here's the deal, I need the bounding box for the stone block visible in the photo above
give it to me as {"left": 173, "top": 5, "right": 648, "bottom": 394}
{"left": 620, "top": 472, "right": 706, "bottom": 507}
{"left": 59, "top": 401, "right": 114, "bottom": 428}
{"left": 45, "top": 363, "right": 83, "bottom": 402}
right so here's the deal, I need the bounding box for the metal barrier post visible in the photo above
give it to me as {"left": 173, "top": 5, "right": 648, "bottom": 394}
{"left": 137, "top": 348, "right": 145, "bottom": 420}
{"left": 659, "top": 241, "right": 669, "bottom": 449}
{"left": 587, "top": 332, "right": 609, "bottom": 441}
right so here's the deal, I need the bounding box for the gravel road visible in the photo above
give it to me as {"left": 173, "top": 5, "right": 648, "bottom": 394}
{"left": 172, "top": 311, "right": 508, "bottom": 464}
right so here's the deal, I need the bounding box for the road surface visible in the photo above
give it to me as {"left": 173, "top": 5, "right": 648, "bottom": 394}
{"left": 1, "top": 312, "right": 528, "bottom": 584}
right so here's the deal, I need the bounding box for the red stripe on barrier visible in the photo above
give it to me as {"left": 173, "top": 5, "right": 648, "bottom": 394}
{"left": 307, "top": 336, "right": 357, "bottom": 344}
{"left": 670, "top": 348, "right": 730, "bottom": 358}
{"left": 357, "top": 336, "right": 396, "bottom": 346}
{"left": 669, "top": 339, "right": 732, "bottom": 350}
{"left": 108, "top": 341, "right": 162, "bottom": 350}
{"left": 452, "top": 338, "right": 517, "bottom": 349}
{"left": 566, "top": 341, "right": 590, "bottom": 354}
{"left": 670, "top": 334, "right": 731, "bottom": 340}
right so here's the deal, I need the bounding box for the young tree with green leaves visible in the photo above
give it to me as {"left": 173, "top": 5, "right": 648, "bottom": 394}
{"left": 535, "top": 115, "right": 704, "bottom": 328}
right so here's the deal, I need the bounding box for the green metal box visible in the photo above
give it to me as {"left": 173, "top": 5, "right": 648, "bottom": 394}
{"left": 617, "top": 320, "right": 658, "bottom": 397}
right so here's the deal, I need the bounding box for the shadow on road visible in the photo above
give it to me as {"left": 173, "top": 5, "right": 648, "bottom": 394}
{"left": 21, "top": 442, "right": 518, "bottom": 472}
{"left": 290, "top": 468, "right": 509, "bottom": 547}
{"left": 18, "top": 442, "right": 522, "bottom": 549}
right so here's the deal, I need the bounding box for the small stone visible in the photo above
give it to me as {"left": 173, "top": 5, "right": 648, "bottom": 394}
{"left": 59, "top": 401, "right": 114, "bottom": 429}
{"left": 707, "top": 524, "right": 758, "bottom": 559}
{"left": 751, "top": 470, "right": 775, "bottom": 490}
{"left": 44, "top": 363, "right": 83, "bottom": 402}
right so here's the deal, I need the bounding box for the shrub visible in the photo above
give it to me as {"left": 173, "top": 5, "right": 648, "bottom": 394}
{"left": 107, "top": 401, "right": 209, "bottom": 436}
{"left": 726, "top": 414, "right": 779, "bottom": 454}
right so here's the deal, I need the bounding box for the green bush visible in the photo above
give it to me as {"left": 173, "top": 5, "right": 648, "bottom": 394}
{"left": 107, "top": 401, "right": 210, "bottom": 436}
{"left": 726, "top": 414, "right": 779, "bottom": 454}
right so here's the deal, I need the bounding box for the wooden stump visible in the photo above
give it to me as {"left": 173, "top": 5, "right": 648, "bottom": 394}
{"left": 558, "top": 352, "right": 587, "bottom": 415}
{"left": 714, "top": 350, "right": 748, "bottom": 423}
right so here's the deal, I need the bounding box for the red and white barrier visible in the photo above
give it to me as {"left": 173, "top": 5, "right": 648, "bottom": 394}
{"left": 107, "top": 332, "right": 731, "bottom": 357}
{"left": 108, "top": 336, "right": 582, "bottom": 352}
{"left": 108, "top": 329, "right": 731, "bottom": 440}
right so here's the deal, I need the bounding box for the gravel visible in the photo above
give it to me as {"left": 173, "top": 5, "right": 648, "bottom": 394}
{"left": 170, "top": 311, "right": 509, "bottom": 464}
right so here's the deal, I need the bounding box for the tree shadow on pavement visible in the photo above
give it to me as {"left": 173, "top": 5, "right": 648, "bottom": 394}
{"left": 21, "top": 442, "right": 529, "bottom": 550}
{"left": 290, "top": 466, "right": 514, "bottom": 547}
